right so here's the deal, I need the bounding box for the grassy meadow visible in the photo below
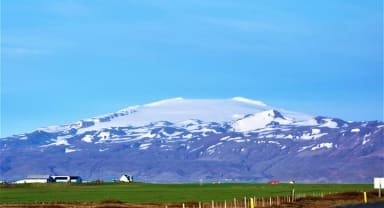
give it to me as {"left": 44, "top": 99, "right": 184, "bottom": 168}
{"left": 0, "top": 182, "right": 374, "bottom": 204}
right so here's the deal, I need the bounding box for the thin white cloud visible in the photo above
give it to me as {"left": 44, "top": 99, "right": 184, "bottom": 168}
{"left": 202, "top": 17, "right": 282, "bottom": 32}
{"left": 2, "top": 35, "right": 75, "bottom": 57}
{"left": 2, "top": 47, "right": 49, "bottom": 56}
{"left": 44, "top": 0, "right": 92, "bottom": 17}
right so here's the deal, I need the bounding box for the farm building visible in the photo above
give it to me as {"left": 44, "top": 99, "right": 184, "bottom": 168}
{"left": 52, "top": 175, "right": 82, "bottom": 183}
{"left": 119, "top": 175, "right": 133, "bottom": 182}
{"left": 15, "top": 175, "right": 54, "bottom": 184}
{"left": 268, "top": 180, "right": 280, "bottom": 184}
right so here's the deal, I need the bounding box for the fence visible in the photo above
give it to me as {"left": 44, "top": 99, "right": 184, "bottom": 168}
{"left": 173, "top": 192, "right": 327, "bottom": 208}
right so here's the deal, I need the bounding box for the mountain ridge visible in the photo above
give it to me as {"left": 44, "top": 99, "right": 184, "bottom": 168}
{"left": 1, "top": 97, "right": 383, "bottom": 182}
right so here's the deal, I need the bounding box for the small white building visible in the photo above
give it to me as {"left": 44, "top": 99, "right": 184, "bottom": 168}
{"left": 15, "top": 175, "right": 53, "bottom": 184}
{"left": 52, "top": 176, "right": 82, "bottom": 183}
{"left": 119, "top": 175, "right": 133, "bottom": 182}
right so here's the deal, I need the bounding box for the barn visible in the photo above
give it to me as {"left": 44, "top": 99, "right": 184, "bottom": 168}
{"left": 52, "top": 175, "right": 82, "bottom": 183}
{"left": 268, "top": 180, "right": 280, "bottom": 184}
{"left": 15, "top": 175, "right": 54, "bottom": 184}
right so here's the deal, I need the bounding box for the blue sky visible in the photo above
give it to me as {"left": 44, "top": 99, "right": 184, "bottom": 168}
{"left": 1, "top": 0, "right": 383, "bottom": 137}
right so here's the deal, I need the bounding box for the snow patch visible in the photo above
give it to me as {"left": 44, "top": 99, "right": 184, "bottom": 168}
{"left": 294, "top": 119, "right": 318, "bottom": 126}
{"left": 98, "top": 132, "right": 110, "bottom": 139}
{"left": 81, "top": 135, "right": 93, "bottom": 143}
{"left": 41, "top": 136, "right": 70, "bottom": 147}
{"left": 233, "top": 139, "right": 246, "bottom": 143}
{"left": 226, "top": 137, "right": 243, "bottom": 142}
{"left": 351, "top": 128, "right": 360, "bottom": 133}
{"left": 117, "top": 105, "right": 140, "bottom": 114}
{"left": 160, "top": 129, "right": 182, "bottom": 137}
{"left": 65, "top": 148, "right": 79, "bottom": 153}
{"left": 137, "top": 132, "right": 156, "bottom": 139}
{"left": 268, "top": 141, "right": 280, "bottom": 145}
{"left": 207, "top": 142, "right": 223, "bottom": 155}
{"left": 300, "top": 132, "right": 328, "bottom": 140}
{"left": 312, "top": 128, "right": 321, "bottom": 134}
{"left": 319, "top": 119, "right": 338, "bottom": 128}
{"left": 139, "top": 143, "right": 151, "bottom": 150}
{"left": 178, "top": 119, "right": 200, "bottom": 126}
{"left": 311, "top": 143, "right": 333, "bottom": 151}
{"left": 220, "top": 136, "right": 231, "bottom": 141}
{"left": 183, "top": 134, "right": 193, "bottom": 139}
{"left": 362, "top": 133, "right": 371, "bottom": 145}
{"left": 298, "top": 145, "right": 314, "bottom": 152}
{"left": 38, "top": 125, "right": 71, "bottom": 133}
{"left": 191, "top": 128, "right": 218, "bottom": 137}
{"left": 207, "top": 142, "right": 223, "bottom": 150}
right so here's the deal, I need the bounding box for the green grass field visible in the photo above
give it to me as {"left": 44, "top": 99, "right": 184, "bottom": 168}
{"left": 0, "top": 182, "right": 374, "bottom": 204}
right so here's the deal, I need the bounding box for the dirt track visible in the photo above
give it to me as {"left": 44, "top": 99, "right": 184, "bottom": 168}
{"left": 1, "top": 192, "right": 383, "bottom": 208}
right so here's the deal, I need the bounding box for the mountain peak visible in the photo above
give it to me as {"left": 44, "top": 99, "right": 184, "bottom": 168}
{"left": 269, "top": 109, "right": 285, "bottom": 119}
{"left": 232, "top": 109, "right": 290, "bottom": 132}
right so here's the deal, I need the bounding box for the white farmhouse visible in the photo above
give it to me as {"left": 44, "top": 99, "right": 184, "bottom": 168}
{"left": 119, "top": 175, "right": 133, "bottom": 182}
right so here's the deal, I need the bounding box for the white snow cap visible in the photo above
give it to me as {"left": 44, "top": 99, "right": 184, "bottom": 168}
{"left": 43, "top": 97, "right": 314, "bottom": 134}
{"left": 144, "top": 97, "right": 184, "bottom": 107}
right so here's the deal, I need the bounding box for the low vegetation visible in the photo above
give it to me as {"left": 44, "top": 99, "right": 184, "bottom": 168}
{"left": 0, "top": 182, "right": 374, "bottom": 204}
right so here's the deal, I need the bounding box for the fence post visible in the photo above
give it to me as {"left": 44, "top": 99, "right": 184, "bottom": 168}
{"left": 234, "top": 198, "right": 237, "bottom": 208}
{"left": 262, "top": 197, "right": 264, "bottom": 207}
{"left": 245, "top": 197, "right": 248, "bottom": 208}
{"left": 363, "top": 192, "right": 367, "bottom": 204}
{"left": 250, "top": 197, "right": 254, "bottom": 208}
{"left": 212, "top": 200, "right": 215, "bottom": 208}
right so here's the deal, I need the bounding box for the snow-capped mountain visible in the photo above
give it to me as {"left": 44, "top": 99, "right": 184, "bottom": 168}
{"left": 1, "top": 97, "right": 383, "bottom": 182}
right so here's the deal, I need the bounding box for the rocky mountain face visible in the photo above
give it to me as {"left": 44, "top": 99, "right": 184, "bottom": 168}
{"left": 1, "top": 97, "right": 383, "bottom": 182}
